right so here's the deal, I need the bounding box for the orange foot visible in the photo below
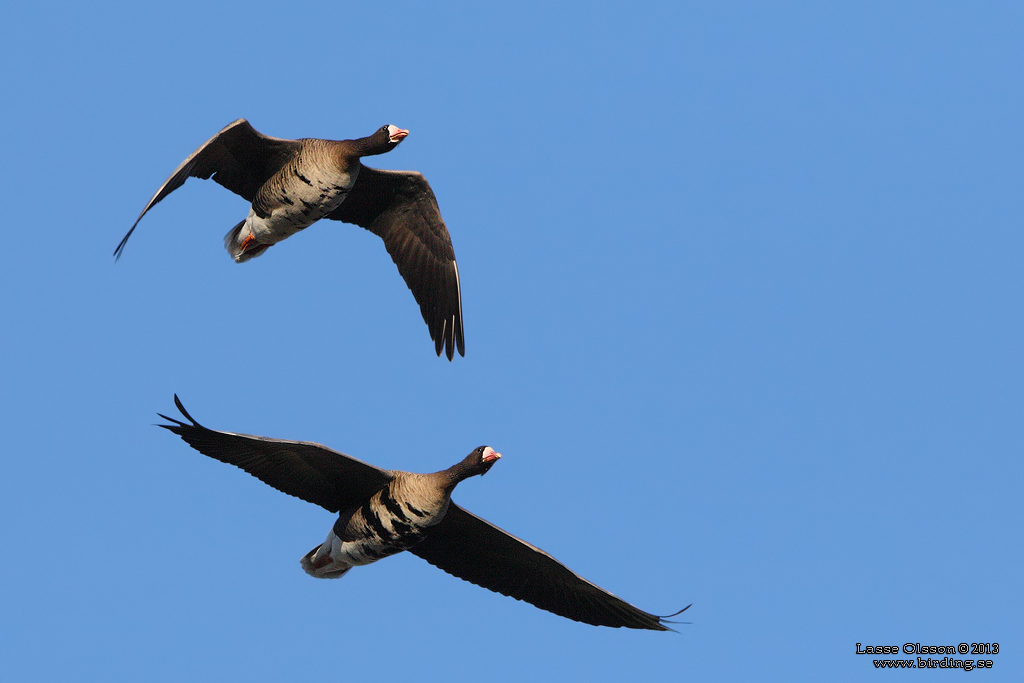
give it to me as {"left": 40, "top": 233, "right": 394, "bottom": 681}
{"left": 238, "top": 232, "right": 259, "bottom": 253}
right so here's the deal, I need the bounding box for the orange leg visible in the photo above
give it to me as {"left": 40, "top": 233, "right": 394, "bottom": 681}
{"left": 238, "top": 232, "right": 259, "bottom": 253}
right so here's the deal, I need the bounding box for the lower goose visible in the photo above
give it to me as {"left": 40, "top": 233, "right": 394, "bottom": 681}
{"left": 158, "top": 396, "right": 688, "bottom": 631}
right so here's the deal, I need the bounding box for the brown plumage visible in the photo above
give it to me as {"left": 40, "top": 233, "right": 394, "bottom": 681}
{"left": 158, "top": 396, "right": 688, "bottom": 631}
{"left": 116, "top": 119, "right": 464, "bottom": 360}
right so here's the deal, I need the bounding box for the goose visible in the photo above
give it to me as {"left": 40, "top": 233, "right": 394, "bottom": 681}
{"left": 116, "top": 119, "right": 464, "bottom": 360}
{"left": 158, "top": 396, "right": 688, "bottom": 631}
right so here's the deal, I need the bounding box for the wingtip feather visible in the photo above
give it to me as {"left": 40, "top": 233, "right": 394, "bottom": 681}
{"left": 155, "top": 412, "right": 187, "bottom": 429}
{"left": 113, "top": 227, "right": 134, "bottom": 260}
{"left": 658, "top": 603, "right": 692, "bottom": 619}
{"left": 171, "top": 394, "right": 201, "bottom": 426}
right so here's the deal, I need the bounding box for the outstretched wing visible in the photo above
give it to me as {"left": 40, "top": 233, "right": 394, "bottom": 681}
{"left": 327, "top": 167, "right": 465, "bottom": 360}
{"left": 410, "top": 503, "right": 687, "bottom": 630}
{"left": 157, "top": 395, "right": 392, "bottom": 513}
{"left": 115, "top": 119, "right": 301, "bottom": 259}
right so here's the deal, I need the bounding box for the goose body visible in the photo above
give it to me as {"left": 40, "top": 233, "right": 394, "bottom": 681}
{"left": 158, "top": 396, "right": 687, "bottom": 631}
{"left": 303, "top": 473, "right": 454, "bottom": 578}
{"left": 117, "top": 120, "right": 465, "bottom": 359}
{"left": 228, "top": 139, "right": 364, "bottom": 260}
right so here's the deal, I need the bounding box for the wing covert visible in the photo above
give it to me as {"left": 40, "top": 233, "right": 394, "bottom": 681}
{"left": 115, "top": 119, "right": 301, "bottom": 259}
{"left": 326, "top": 167, "right": 465, "bottom": 360}
{"left": 158, "top": 395, "right": 392, "bottom": 513}
{"left": 410, "top": 503, "right": 681, "bottom": 630}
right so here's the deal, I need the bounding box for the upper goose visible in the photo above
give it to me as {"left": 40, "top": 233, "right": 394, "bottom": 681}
{"left": 158, "top": 396, "right": 688, "bottom": 631}
{"left": 116, "top": 119, "right": 464, "bottom": 360}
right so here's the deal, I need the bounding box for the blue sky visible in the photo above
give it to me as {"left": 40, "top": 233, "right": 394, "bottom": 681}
{"left": 2, "top": 1, "right": 1021, "bottom": 680}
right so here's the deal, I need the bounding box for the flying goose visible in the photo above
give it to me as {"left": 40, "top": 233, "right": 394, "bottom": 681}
{"left": 158, "top": 396, "right": 688, "bottom": 631}
{"left": 116, "top": 119, "right": 464, "bottom": 360}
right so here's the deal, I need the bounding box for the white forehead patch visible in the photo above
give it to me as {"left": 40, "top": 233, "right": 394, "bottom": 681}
{"left": 482, "top": 446, "right": 501, "bottom": 461}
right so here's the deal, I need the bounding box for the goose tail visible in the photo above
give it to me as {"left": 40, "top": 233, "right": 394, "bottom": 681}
{"left": 224, "top": 219, "right": 271, "bottom": 263}
{"left": 300, "top": 544, "right": 352, "bottom": 580}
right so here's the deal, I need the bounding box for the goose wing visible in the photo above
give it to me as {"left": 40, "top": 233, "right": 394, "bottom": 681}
{"left": 115, "top": 119, "right": 301, "bottom": 258}
{"left": 158, "top": 395, "right": 392, "bottom": 513}
{"left": 326, "top": 167, "right": 465, "bottom": 360}
{"left": 410, "top": 503, "right": 685, "bottom": 630}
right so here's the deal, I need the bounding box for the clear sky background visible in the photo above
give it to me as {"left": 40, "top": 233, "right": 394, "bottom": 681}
{"left": 1, "top": 2, "right": 1021, "bottom": 680}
